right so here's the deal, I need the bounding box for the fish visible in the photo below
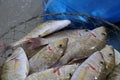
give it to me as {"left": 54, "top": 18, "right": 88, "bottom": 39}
{"left": 0, "top": 20, "right": 70, "bottom": 57}
{"left": 26, "top": 64, "right": 79, "bottom": 80}
{"left": 27, "top": 29, "right": 89, "bottom": 49}
{"left": 10, "top": 20, "right": 71, "bottom": 48}
{"left": 22, "top": 29, "right": 89, "bottom": 58}
{"left": 71, "top": 45, "right": 115, "bottom": 80}
{"left": 57, "top": 27, "right": 107, "bottom": 66}
{"left": 107, "top": 63, "right": 120, "bottom": 80}
{"left": 1, "top": 47, "right": 29, "bottom": 80}
{"left": 29, "top": 38, "right": 68, "bottom": 73}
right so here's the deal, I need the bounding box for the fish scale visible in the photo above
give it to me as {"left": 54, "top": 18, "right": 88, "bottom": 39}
{"left": 9, "top": 20, "right": 71, "bottom": 48}
{"left": 29, "top": 38, "right": 68, "bottom": 74}
{"left": 57, "top": 27, "right": 107, "bottom": 66}
{"left": 26, "top": 64, "right": 79, "bottom": 80}
{"left": 19, "top": 29, "right": 90, "bottom": 59}
{"left": 71, "top": 45, "right": 115, "bottom": 80}
{"left": 1, "top": 47, "right": 29, "bottom": 80}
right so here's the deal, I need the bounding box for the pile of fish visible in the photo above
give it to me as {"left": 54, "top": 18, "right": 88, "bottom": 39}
{"left": 1, "top": 20, "right": 120, "bottom": 80}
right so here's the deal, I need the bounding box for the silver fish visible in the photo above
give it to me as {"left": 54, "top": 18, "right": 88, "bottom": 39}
{"left": 10, "top": 20, "right": 71, "bottom": 47}
{"left": 27, "top": 29, "right": 89, "bottom": 49}
{"left": 26, "top": 64, "right": 79, "bottom": 80}
{"left": 57, "top": 27, "right": 107, "bottom": 65}
{"left": 1, "top": 47, "right": 29, "bottom": 80}
{"left": 29, "top": 38, "right": 68, "bottom": 73}
{"left": 22, "top": 29, "right": 88, "bottom": 58}
{"left": 71, "top": 45, "right": 115, "bottom": 80}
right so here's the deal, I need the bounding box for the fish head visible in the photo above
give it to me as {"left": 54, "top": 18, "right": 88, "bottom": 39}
{"left": 2, "top": 47, "right": 29, "bottom": 80}
{"left": 6, "top": 47, "right": 24, "bottom": 62}
{"left": 100, "top": 45, "right": 115, "bottom": 72}
{"left": 91, "top": 27, "right": 107, "bottom": 41}
{"left": 52, "top": 38, "right": 68, "bottom": 56}
{"left": 50, "top": 20, "right": 71, "bottom": 31}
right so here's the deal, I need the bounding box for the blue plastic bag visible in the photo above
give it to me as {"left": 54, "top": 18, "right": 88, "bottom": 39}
{"left": 44, "top": 0, "right": 120, "bottom": 51}
{"left": 44, "top": 0, "right": 120, "bottom": 23}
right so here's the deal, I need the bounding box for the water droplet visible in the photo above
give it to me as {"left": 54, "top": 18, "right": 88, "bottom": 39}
{"left": 60, "top": 50, "right": 63, "bottom": 54}
{"left": 94, "top": 76, "right": 98, "bottom": 80}
{"left": 90, "top": 46, "right": 95, "bottom": 50}
{"left": 106, "top": 65, "right": 108, "bottom": 69}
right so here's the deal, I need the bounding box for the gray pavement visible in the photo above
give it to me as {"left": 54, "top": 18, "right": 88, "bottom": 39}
{"left": 0, "top": 0, "right": 43, "bottom": 43}
{"left": 0, "top": 0, "right": 44, "bottom": 72}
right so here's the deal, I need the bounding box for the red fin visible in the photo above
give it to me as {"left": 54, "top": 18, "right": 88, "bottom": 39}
{"left": 54, "top": 68, "right": 61, "bottom": 78}
{"left": 48, "top": 45, "right": 52, "bottom": 51}
{"left": 10, "top": 57, "right": 19, "bottom": 61}
{"left": 57, "top": 69, "right": 61, "bottom": 77}
{"left": 53, "top": 66, "right": 61, "bottom": 73}
{"left": 88, "top": 63, "right": 97, "bottom": 71}
{"left": 91, "top": 32, "right": 96, "bottom": 38}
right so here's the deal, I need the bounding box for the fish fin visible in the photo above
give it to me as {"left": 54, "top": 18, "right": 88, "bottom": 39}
{"left": 53, "top": 66, "right": 62, "bottom": 73}
{"left": 26, "top": 37, "right": 47, "bottom": 49}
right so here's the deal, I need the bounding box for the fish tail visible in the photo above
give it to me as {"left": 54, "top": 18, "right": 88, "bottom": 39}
{"left": 0, "top": 43, "right": 12, "bottom": 55}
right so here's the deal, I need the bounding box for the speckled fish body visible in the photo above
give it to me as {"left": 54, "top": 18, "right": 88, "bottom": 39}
{"left": 20, "top": 29, "right": 88, "bottom": 58}
{"left": 58, "top": 27, "right": 107, "bottom": 65}
{"left": 22, "top": 43, "right": 44, "bottom": 59}
{"left": 29, "top": 38, "right": 68, "bottom": 73}
{"left": 26, "top": 64, "right": 79, "bottom": 80}
{"left": 71, "top": 45, "right": 115, "bottom": 80}
{"left": 1, "top": 47, "right": 29, "bottom": 80}
{"left": 11, "top": 20, "right": 71, "bottom": 47}
{"left": 107, "top": 63, "right": 120, "bottom": 80}
{"left": 40, "top": 29, "right": 89, "bottom": 45}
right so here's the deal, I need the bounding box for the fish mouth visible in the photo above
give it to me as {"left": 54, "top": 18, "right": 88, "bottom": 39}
{"left": 90, "top": 27, "right": 107, "bottom": 40}
{"left": 57, "top": 20, "right": 71, "bottom": 29}
{"left": 6, "top": 47, "right": 23, "bottom": 62}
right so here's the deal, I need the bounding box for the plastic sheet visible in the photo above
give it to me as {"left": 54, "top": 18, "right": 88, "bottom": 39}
{"left": 44, "top": 0, "right": 120, "bottom": 51}
{"left": 44, "top": 0, "right": 120, "bottom": 23}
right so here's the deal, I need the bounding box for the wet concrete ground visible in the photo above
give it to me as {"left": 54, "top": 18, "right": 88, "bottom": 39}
{"left": 0, "top": 0, "right": 43, "bottom": 43}
{"left": 0, "top": 0, "right": 44, "bottom": 71}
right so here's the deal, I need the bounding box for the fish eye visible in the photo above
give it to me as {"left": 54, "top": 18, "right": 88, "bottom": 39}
{"left": 59, "top": 44, "right": 63, "bottom": 48}
{"left": 109, "top": 53, "right": 113, "bottom": 56}
{"left": 101, "top": 33, "right": 106, "bottom": 36}
{"left": 38, "top": 35, "right": 41, "bottom": 37}
{"left": 85, "top": 29, "right": 89, "bottom": 32}
{"left": 69, "top": 73, "right": 72, "bottom": 78}
{"left": 100, "top": 61, "right": 104, "bottom": 64}
{"left": 8, "top": 53, "right": 12, "bottom": 57}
